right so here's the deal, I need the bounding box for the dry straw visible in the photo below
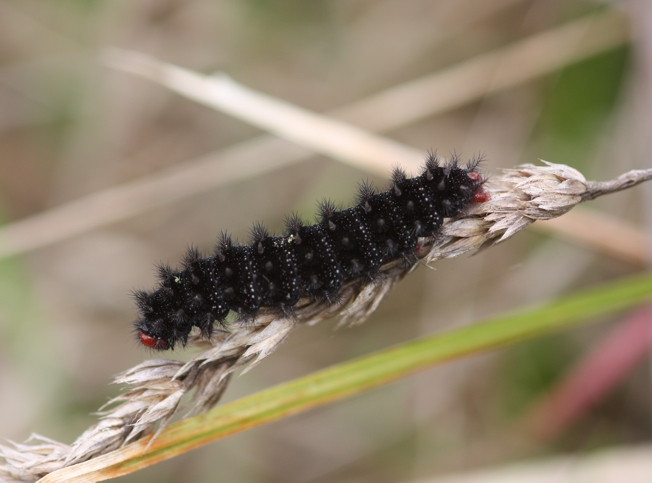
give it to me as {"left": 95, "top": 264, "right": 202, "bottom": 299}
{"left": 0, "top": 10, "right": 630, "bottom": 260}
{"left": 1, "top": 161, "right": 651, "bottom": 482}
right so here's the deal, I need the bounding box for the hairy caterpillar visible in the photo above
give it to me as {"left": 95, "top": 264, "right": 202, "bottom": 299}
{"left": 134, "top": 154, "right": 488, "bottom": 350}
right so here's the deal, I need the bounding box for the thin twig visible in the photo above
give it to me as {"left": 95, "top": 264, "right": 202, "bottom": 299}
{"left": 583, "top": 169, "right": 652, "bottom": 201}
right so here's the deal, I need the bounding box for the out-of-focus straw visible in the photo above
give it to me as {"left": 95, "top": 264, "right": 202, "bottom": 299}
{"left": 0, "top": 10, "right": 634, "bottom": 261}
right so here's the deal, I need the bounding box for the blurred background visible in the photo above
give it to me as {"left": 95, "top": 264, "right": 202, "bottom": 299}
{"left": 0, "top": 0, "right": 651, "bottom": 482}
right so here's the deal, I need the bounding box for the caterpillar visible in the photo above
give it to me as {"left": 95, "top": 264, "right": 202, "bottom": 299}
{"left": 134, "top": 154, "right": 489, "bottom": 350}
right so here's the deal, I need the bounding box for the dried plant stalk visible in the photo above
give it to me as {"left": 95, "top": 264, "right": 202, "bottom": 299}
{"left": 0, "top": 11, "right": 629, "bottom": 261}
{"left": 1, "top": 163, "right": 651, "bottom": 483}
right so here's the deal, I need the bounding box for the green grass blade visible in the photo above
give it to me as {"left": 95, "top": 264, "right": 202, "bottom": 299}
{"left": 40, "top": 273, "right": 652, "bottom": 483}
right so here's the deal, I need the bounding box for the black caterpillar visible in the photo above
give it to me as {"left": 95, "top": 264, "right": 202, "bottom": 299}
{"left": 134, "top": 154, "right": 488, "bottom": 350}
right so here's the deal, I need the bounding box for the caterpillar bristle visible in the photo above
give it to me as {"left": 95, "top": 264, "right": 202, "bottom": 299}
{"left": 449, "top": 152, "right": 461, "bottom": 170}
{"left": 156, "top": 263, "right": 173, "bottom": 282}
{"left": 182, "top": 245, "right": 201, "bottom": 270}
{"left": 131, "top": 290, "right": 151, "bottom": 311}
{"left": 391, "top": 167, "right": 407, "bottom": 187}
{"left": 356, "top": 180, "right": 376, "bottom": 204}
{"left": 284, "top": 213, "right": 304, "bottom": 235}
{"left": 250, "top": 222, "right": 269, "bottom": 244}
{"left": 317, "top": 199, "right": 338, "bottom": 221}
{"left": 467, "top": 153, "right": 485, "bottom": 171}
{"left": 216, "top": 231, "right": 232, "bottom": 254}
{"left": 425, "top": 151, "right": 440, "bottom": 171}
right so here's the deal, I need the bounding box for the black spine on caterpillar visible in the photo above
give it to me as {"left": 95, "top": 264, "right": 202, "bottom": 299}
{"left": 134, "top": 154, "right": 488, "bottom": 350}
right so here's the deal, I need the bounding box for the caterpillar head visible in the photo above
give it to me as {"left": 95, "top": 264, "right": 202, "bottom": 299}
{"left": 136, "top": 327, "right": 170, "bottom": 350}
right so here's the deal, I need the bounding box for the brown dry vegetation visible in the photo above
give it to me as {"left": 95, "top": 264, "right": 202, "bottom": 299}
{"left": 0, "top": 1, "right": 651, "bottom": 482}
